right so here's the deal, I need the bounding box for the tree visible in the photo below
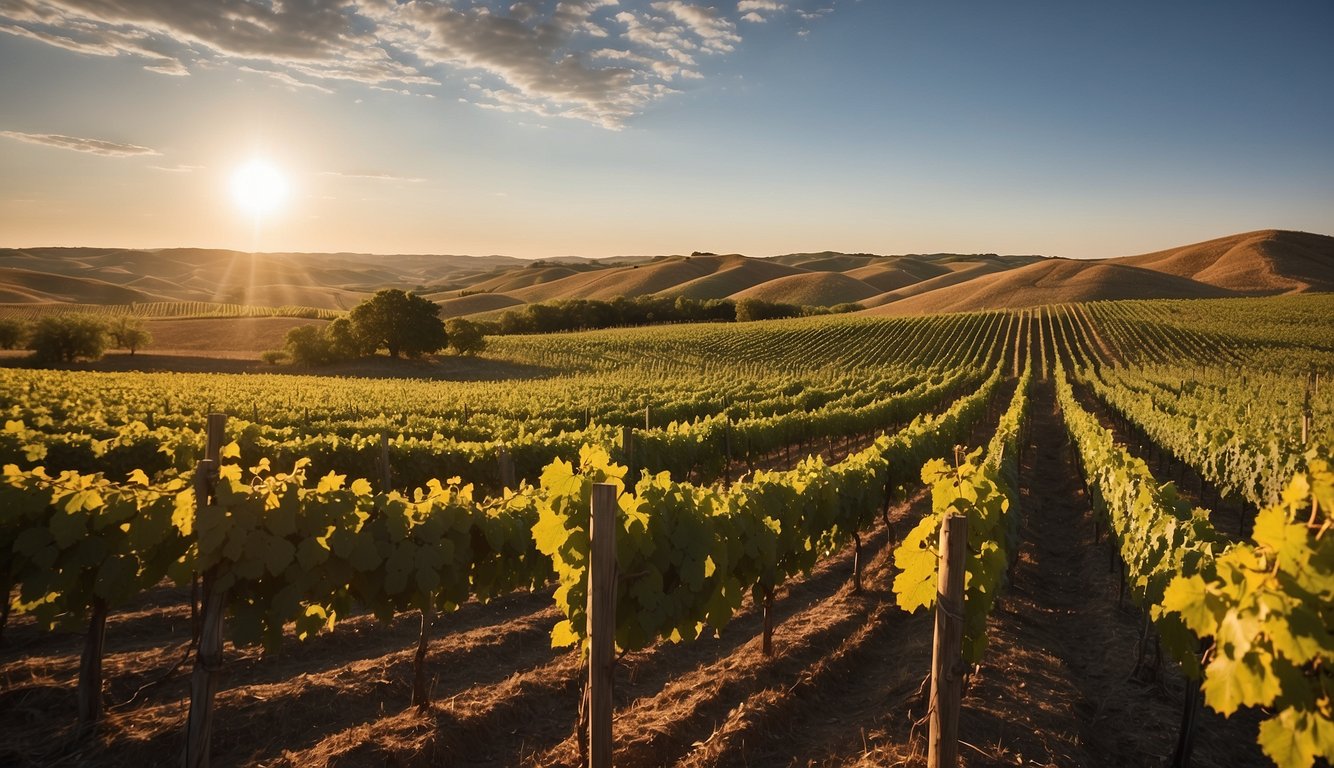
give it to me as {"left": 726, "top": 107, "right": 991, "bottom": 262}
{"left": 0, "top": 317, "right": 26, "bottom": 349}
{"left": 108, "top": 316, "right": 152, "bottom": 355}
{"left": 348, "top": 289, "right": 447, "bottom": 359}
{"left": 28, "top": 315, "right": 108, "bottom": 363}
{"left": 324, "top": 316, "right": 374, "bottom": 360}
{"left": 445, "top": 318, "right": 486, "bottom": 356}
{"left": 284, "top": 324, "right": 333, "bottom": 366}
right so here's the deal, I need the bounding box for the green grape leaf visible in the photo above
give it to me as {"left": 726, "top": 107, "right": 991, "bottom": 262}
{"left": 1201, "top": 650, "right": 1281, "bottom": 716}
{"left": 551, "top": 619, "right": 580, "bottom": 648}
{"left": 1161, "top": 575, "right": 1215, "bottom": 634}
{"left": 260, "top": 532, "right": 295, "bottom": 577}
{"left": 1257, "top": 707, "right": 1322, "bottom": 768}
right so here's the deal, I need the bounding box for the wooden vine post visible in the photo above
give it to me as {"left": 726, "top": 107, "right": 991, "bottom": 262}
{"left": 928, "top": 513, "right": 967, "bottom": 768}
{"left": 498, "top": 447, "right": 517, "bottom": 491}
{"left": 587, "top": 483, "right": 618, "bottom": 768}
{"left": 182, "top": 413, "right": 228, "bottom": 768}
{"left": 379, "top": 433, "right": 392, "bottom": 491}
{"left": 76, "top": 597, "right": 108, "bottom": 734}
{"left": 412, "top": 604, "right": 434, "bottom": 709}
{"left": 620, "top": 426, "right": 634, "bottom": 468}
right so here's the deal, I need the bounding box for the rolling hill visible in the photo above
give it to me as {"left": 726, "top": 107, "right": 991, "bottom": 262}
{"left": 862, "top": 229, "right": 1334, "bottom": 316}
{"left": 1, "top": 229, "right": 1329, "bottom": 320}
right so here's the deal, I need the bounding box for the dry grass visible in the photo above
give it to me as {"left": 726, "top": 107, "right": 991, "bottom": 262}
{"left": 435, "top": 292, "right": 525, "bottom": 317}
{"left": 1120, "top": 229, "right": 1334, "bottom": 293}
{"left": 143, "top": 317, "right": 325, "bottom": 353}
{"left": 864, "top": 260, "right": 1237, "bottom": 316}
{"left": 844, "top": 263, "right": 923, "bottom": 292}
{"left": 730, "top": 271, "right": 880, "bottom": 307}
{"left": 658, "top": 257, "right": 807, "bottom": 300}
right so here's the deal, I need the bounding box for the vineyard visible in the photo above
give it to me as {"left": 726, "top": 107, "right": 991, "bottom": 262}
{"left": 1, "top": 293, "right": 1331, "bottom": 767}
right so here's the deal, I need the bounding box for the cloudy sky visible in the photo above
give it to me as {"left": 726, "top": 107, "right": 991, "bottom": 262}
{"left": 1, "top": 0, "right": 1332, "bottom": 258}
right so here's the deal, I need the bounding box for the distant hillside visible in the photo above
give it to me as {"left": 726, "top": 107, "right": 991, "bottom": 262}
{"left": 3, "top": 230, "right": 1329, "bottom": 320}
{"left": 1116, "top": 229, "right": 1334, "bottom": 293}
{"left": 730, "top": 272, "right": 881, "bottom": 307}
{"left": 0, "top": 247, "right": 525, "bottom": 310}
{"left": 864, "top": 229, "right": 1334, "bottom": 316}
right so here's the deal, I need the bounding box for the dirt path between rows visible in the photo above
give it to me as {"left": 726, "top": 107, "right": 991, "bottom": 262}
{"left": 957, "top": 379, "right": 1265, "bottom": 767}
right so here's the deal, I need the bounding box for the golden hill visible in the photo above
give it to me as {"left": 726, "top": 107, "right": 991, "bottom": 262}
{"left": 1118, "top": 229, "right": 1334, "bottom": 293}
{"left": 2, "top": 231, "right": 1328, "bottom": 319}
{"left": 730, "top": 271, "right": 881, "bottom": 307}
{"left": 657, "top": 255, "right": 806, "bottom": 300}
{"left": 862, "top": 230, "right": 1334, "bottom": 316}
{"left": 863, "top": 260, "right": 1234, "bottom": 316}
{"left": 506, "top": 255, "right": 727, "bottom": 302}
{"left": 860, "top": 260, "right": 1016, "bottom": 308}
{"left": 436, "top": 292, "right": 525, "bottom": 317}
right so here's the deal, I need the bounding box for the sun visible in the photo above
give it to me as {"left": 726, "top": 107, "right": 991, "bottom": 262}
{"left": 230, "top": 160, "right": 289, "bottom": 217}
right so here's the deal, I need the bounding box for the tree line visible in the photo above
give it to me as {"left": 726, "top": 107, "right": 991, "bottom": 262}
{"left": 0, "top": 315, "right": 151, "bottom": 363}
{"left": 477, "top": 295, "right": 863, "bottom": 336}
{"left": 275, "top": 289, "right": 484, "bottom": 366}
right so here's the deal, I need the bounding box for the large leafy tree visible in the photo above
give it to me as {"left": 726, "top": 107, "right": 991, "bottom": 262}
{"left": 349, "top": 289, "right": 447, "bottom": 359}
{"left": 445, "top": 318, "right": 486, "bottom": 356}
{"left": 28, "top": 315, "right": 108, "bottom": 363}
{"left": 108, "top": 316, "right": 152, "bottom": 356}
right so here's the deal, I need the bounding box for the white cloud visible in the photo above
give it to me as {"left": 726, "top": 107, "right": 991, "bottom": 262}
{"left": 319, "top": 170, "right": 428, "bottom": 183}
{"left": 0, "top": 0, "right": 838, "bottom": 128}
{"left": 0, "top": 130, "right": 159, "bottom": 157}
{"left": 737, "top": 0, "right": 783, "bottom": 11}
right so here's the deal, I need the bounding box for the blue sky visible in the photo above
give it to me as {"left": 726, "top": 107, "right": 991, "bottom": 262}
{"left": 0, "top": 0, "right": 1331, "bottom": 259}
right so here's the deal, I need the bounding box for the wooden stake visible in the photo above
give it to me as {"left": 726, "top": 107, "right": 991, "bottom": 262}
{"left": 928, "top": 513, "right": 967, "bottom": 768}
{"left": 412, "top": 605, "right": 433, "bottom": 709}
{"left": 499, "top": 447, "right": 517, "bottom": 491}
{"left": 76, "top": 597, "right": 109, "bottom": 735}
{"left": 379, "top": 434, "right": 392, "bottom": 492}
{"left": 761, "top": 587, "right": 775, "bottom": 657}
{"left": 851, "top": 531, "right": 863, "bottom": 594}
{"left": 183, "top": 413, "right": 227, "bottom": 768}
{"left": 205, "top": 413, "right": 226, "bottom": 464}
{"left": 644, "top": 405, "right": 651, "bottom": 431}
{"left": 587, "top": 484, "right": 618, "bottom": 768}
{"left": 620, "top": 426, "right": 634, "bottom": 468}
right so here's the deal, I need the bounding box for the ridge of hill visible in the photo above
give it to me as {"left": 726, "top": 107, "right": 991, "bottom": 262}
{"left": 2, "top": 230, "right": 1329, "bottom": 318}
{"left": 863, "top": 229, "right": 1334, "bottom": 316}
{"left": 729, "top": 271, "right": 882, "bottom": 306}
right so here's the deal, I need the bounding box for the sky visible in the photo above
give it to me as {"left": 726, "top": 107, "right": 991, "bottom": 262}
{"left": 1, "top": 0, "right": 1332, "bottom": 260}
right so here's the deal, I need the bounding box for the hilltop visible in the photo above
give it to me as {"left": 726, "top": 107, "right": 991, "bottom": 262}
{"left": 861, "top": 229, "right": 1334, "bottom": 316}
{"left": 1, "top": 230, "right": 1330, "bottom": 322}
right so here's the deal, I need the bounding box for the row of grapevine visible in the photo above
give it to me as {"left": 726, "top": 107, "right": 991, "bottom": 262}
{"left": 0, "top": 301, "right": 339, "bottom": 321}
{"left": 0, "top": 367, "right": 984, "bottom": 493}
{"left": 891, "top": 360, "right": 1032, "bottom": 663}
{"left": 1055, "top": 362, "right": 1332, "bottom": 768}
{"left": 1, "top": 365, "right": 1003, "bottom": 739}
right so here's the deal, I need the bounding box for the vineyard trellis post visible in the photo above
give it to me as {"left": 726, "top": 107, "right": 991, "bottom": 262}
{"left": 587, "top": 483, "right": 617, "bottom": 768}
{"left": 182, "top": 412, "right": 227, "bottom": 768}
{"left": 928, "top": 513, "right": 967, "bottom": 768}
{"left": 620, "top": 426, "right": 634, "bottom": 468}
{"left": 379, "top": 433, "right": 392, "bottom": 491}
{"left": 499, "top": 447, "right": 516, "bottom": 491}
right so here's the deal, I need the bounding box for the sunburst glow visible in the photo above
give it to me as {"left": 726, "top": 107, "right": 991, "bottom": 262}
{"left": 230, "top": 160, "right": 288, "bottom": 218}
